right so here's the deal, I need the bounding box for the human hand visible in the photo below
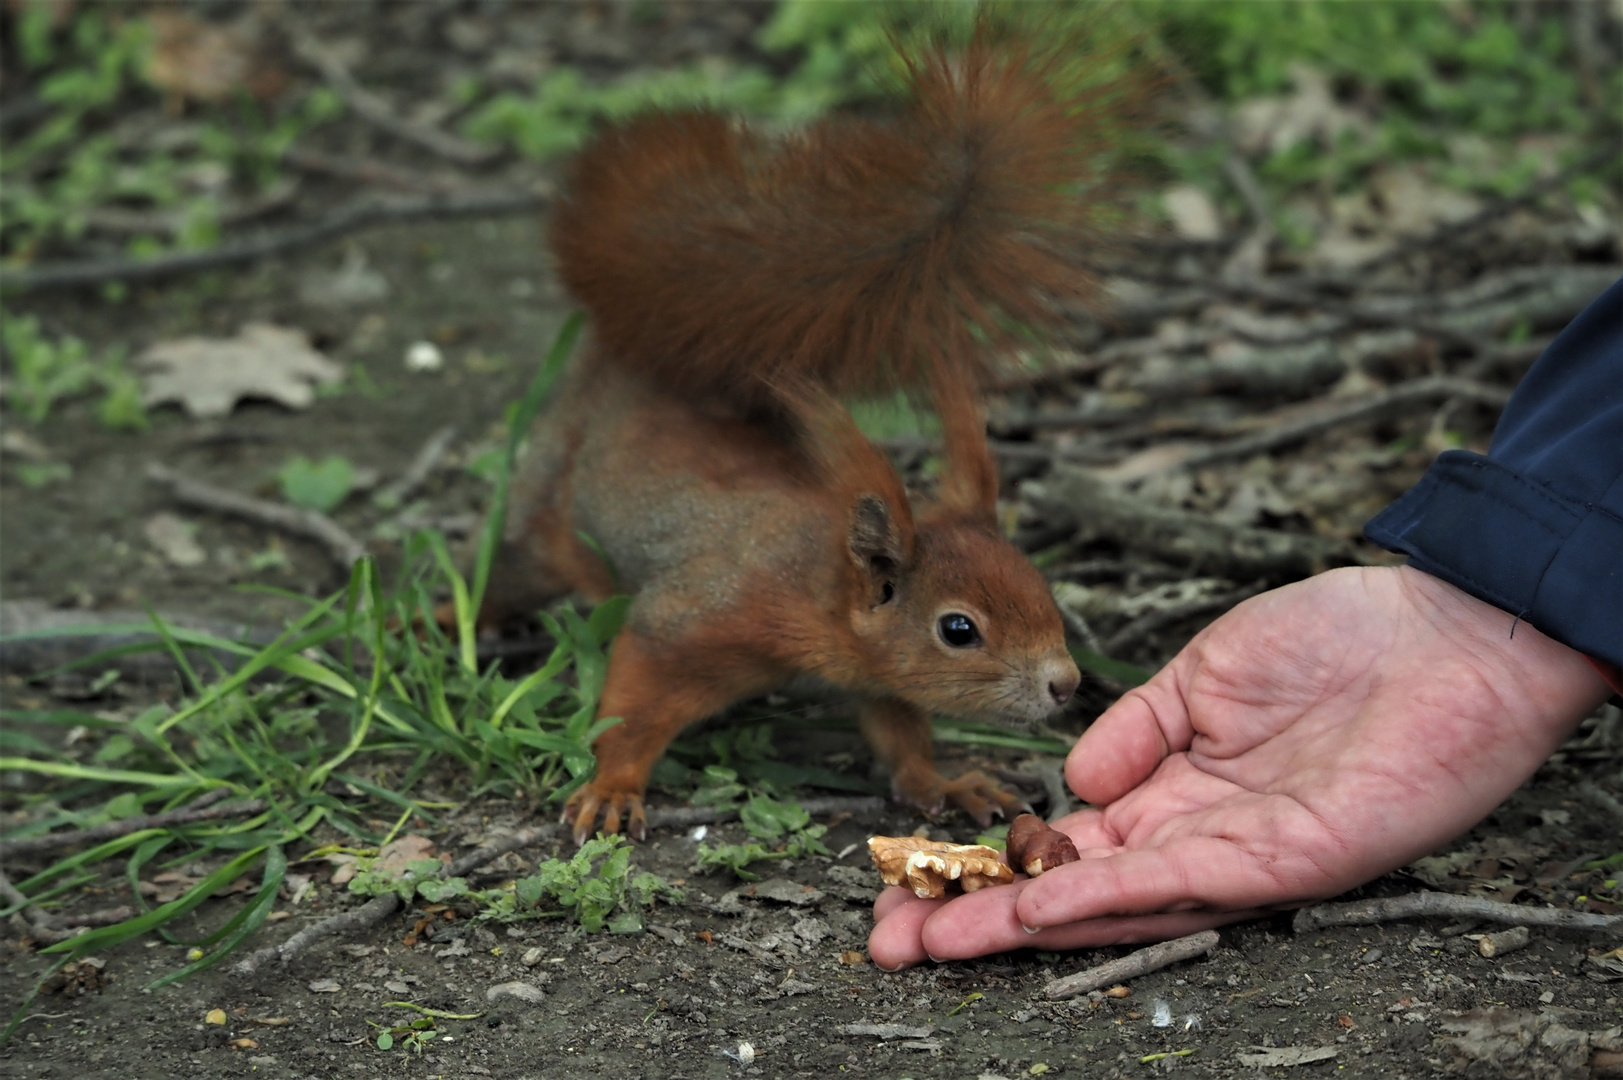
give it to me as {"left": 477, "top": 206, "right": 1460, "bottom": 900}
{"left": 868, "top": 566, "right": 1610, "bottom": 967}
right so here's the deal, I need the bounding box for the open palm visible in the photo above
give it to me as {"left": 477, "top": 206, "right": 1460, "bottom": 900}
{"left": 868, "top": 567, "right": 1609, "bottom": 967}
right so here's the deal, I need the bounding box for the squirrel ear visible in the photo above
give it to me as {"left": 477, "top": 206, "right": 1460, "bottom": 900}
{"left": 849, "top": 494, "right": 907, "bottom": 600}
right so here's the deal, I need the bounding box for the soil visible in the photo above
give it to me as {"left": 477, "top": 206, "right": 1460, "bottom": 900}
{"left": 1, "top": 759, "right": 1621, "bottom": 1080}
{"left": 3, "top": 4, "right": 1621, "bottom": 1079}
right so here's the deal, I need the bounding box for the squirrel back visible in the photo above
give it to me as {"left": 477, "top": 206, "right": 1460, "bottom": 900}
{"left": 549, "top": 27, "right": 1141, "bottom": 416}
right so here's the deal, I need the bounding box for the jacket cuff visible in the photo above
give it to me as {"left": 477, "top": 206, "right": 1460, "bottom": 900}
{"left": 1364, "top": 449, "right": 1623, "bottom": 668}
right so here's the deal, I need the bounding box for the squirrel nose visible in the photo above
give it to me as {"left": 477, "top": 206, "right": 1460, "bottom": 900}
{"left": 1044, "top": 659, "right": 1081, "bottom": 708}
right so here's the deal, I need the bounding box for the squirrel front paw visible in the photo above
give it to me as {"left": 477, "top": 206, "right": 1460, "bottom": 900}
{"left": 893, "top": 767, "right": 1030, "bottom": 828}
{"left": 563, "top": 783, "right": 648, "bottom": 846}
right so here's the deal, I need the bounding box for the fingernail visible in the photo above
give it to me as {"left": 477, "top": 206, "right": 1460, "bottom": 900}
{"left": 925, "top": 953, "right": 944, "bottom": 964}
{"left": 876, "top": 961, "right": 911, "bottom": 973}
{"left": 1022, "top": 923, "right": 1041, "bottom": 935}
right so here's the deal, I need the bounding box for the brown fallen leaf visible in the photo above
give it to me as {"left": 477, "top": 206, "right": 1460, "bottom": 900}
{"left": 145, "top": 9, "right": 283, "bottom": 105}
{"left": 137, "top": 323, "right": 343, "bottom": 419}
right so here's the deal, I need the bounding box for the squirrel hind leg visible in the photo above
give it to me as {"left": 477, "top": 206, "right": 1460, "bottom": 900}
{"left": 474, "top": 510, "right": 614, "bottom": 632}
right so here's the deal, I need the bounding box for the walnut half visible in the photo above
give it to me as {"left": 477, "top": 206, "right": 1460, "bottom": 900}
{"left": 868, "top": 835, "right": 1015, "bottom": 899}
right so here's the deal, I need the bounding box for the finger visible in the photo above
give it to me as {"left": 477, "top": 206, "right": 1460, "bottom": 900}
{"left": 872, "top": 884, "right": 916, "bottom": 923}
{"left": 922, "top": 900, "right": 1260, "bottom": 959}
{"left": 1016, "top": 833, "right": 1326, "bottom": 932}
{"left": 867, "top": 893, "right": 950, "bottom": 970}
{"left": 1067, "top": 671, "right": 1194, "bottom": 805}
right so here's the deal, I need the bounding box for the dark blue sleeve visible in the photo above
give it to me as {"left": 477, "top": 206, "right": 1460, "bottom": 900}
{"left": 1364, "top": 275, "right": 1623, "bottom": 667}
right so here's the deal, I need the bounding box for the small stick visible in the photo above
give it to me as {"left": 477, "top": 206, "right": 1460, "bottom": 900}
{"left": 146, "top": 464, "right": 366, "bottom": 571}
{"left": 0, "top": 867, "right": 74, "bottom": 944}
{"left": 231, "top": 892, "right": 401, "bottom": 976}
{"left": 1029, "top": 759, "right": 1073, "bottom": 822}
{"left": 375, "top": 425, "right": 457, "bottom": 509}
{"left": 282, "top": 146, "right": 464, "bottom": 195}
{"left": 286, "top": 22, "right": 499, "bottom": 168}
{"left": 1054, "top": 596, "right": 1107, "bottom": 657}
{"left": 1291, "top": 891, "right": 1623, "bottom": 935}
{"left": 1043, "top": 930, "right": 1220, "bottom": 1000}
{"left": 1, "top": 189, "right": 548, "bottom": 293}
{"left": 1476, "top": 926, "right": 1532, "bottom": 958}
{"left": 1579, "top": 781, "right": 1623, "bottom": 828}
{"left": 444, "top": 824, "right": 558, "bottom": 878}
{"left": 642, "top": 796, "right": 887, "bottom": 831}
{"left": 1102, "top": 583, "right": 1264, "bottom": 656}
{"left": 1171, "top": 376, "right": 1511, "bottom": 472}
{"left": 3, "top": 795, "right": 265, "bottom": 857}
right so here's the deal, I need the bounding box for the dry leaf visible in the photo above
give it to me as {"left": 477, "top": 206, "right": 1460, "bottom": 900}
{"left": 138, "top": 323, "right": 343, "bottom": 419}
{"left": 143, "top": 512, "right": 206, "bottom": 567}
{"left": 1231, "top": 63, "right": 1366, "bottom": 158}
{"left": 146, "top": 10, "right": 282, "bottom": 104}
{"left": 1162, "top": 185, "right": 1223, "bottom": 241}
{"left": 372, "top": 834, "right": 441, "bottom": 875}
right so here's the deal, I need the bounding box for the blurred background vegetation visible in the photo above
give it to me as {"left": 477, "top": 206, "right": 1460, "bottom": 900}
{"left": 3, "top": 0, "right": 1616, "bottom": 433}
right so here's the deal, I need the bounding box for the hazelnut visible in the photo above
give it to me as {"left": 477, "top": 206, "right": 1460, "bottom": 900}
{"left": 1004, "top": 813, "right": 1079, "bottom": 877}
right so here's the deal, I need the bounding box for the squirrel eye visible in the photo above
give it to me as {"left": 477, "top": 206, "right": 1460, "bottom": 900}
{"left": 880, "top": 582, "right": 895, "bottom": 604}
{"left": 937, "top": 613, "right": 981, "bottom": 648}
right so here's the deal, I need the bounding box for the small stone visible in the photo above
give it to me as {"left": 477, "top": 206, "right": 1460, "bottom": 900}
{"left": 405, "top": 341, "right": 444, "bottom": 373}
{"left": 486, "top": 981, "right": 546, "bottom": 1005}
{"left": 307, "top": 979, "right": 341, "bottom": 993}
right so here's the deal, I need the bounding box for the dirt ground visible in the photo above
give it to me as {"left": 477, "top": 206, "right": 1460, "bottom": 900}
{"left": 3, "top": 3, "right": 1621, "bottom": 1078}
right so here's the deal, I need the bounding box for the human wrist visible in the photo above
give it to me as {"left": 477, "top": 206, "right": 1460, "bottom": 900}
{"left": 1396, "top": 565, "right": 1612, "bottom": 724}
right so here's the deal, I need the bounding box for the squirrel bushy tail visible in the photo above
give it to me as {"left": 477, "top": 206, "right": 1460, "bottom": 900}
{"left": 549, "top": 26, "right": 1144, "bottom": 411}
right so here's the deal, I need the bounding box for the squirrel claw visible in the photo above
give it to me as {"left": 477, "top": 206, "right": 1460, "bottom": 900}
{"left": 565, "top": 784, "right": 647, "bottom": 846}
{"left": 940, "top": 769, "right": 1027, "bottom": 828}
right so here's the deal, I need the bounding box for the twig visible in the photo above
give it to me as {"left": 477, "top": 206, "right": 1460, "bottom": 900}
{"left": 0, "top": 867, "right": 74, "bottom": 944}
{"left": 1321, "top": 139, "right": 1623, "bottom": 282}
{"left": 230, "top": 893, "right": 401, "bottom": 976}
{"left": 1054, "top": 596, "right": 1107, "bottom": 656}
{"left": 1170, "top": 376, "right": 1512, "bottom": 472}
{"left": 286, "top": 22, "right": 500, "bottom": 168}
{"left": 1102, "top": 582, "right": 1265, "bottom": 656}
{"left": 1043, "top": 930, "right": 1221, "bottom": 1000}
{"left": 1026, "top": 466, "right": 1362, "bottom": 583}
{"left": 1579, "top": 782, "right": 1623, "bottom": 828}
{"left": 1, "top": 188, "right": 548, "bottom": 292}
{"left": 644, "top": 796, "right": 888, "bottom": 831}
{"left": 1028, "top": 759, "right": 1073, "bottom": 822}
{"left": 282, "top": 146, "right": 464, "bottom": 194}
{"left": 375, "top": 425, "right": 457, "bottom": 509}
{"left": 0, "top": 599, "right": 285, "bottom": 679}
{"left": 3, "top": 795, "right": 265, "bottom": 858}
{"left": 444, "top": 824, "right": 558, "bottom": 878}
{"left": 146, "top": 464, "right": 366, "bottom": 571}
{"left": 1291, "top": 891, "right": 1623, "bottom": 935}
{"left": 82, "top": 179, "right": 301, "bottom": 238}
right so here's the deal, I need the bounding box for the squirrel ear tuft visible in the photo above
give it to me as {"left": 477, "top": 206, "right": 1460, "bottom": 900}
{"left": 849, "top": 494, "right": 907, "bottom": 595}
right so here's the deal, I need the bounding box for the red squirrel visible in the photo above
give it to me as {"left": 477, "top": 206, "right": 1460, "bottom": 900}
{"left": 481, "top": 31, "right": 1137, "bottom": 844}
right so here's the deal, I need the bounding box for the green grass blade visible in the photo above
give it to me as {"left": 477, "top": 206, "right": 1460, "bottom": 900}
{"left": 470, "top": 313, "right": 583, "bottom": 622}
{"left": 12, "top": 830, "right": 166, "bottom": 893}
{"left": 1069, "top": 646, "right": 1151, "bottom": 687}
{"left": 0, "top": 758, "right": 195, "bottom": 788}
{"left": 146, "top": 845, "right": 286, "bottom": 988}
{"left": 40, "top": 846, "right": 266, "bottom": 956}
